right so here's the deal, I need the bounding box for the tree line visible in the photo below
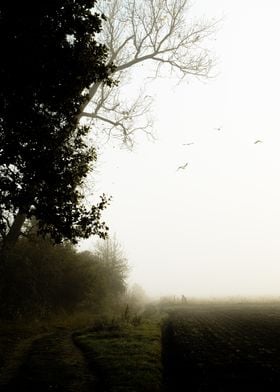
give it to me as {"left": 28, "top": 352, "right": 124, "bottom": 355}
{"left": 0, "top": 234, "right": 128, "bottom": 319}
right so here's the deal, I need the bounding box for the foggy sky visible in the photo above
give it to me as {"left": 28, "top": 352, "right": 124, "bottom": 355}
{"left": 82, "top": 0, "right": 280, "bottom": 298}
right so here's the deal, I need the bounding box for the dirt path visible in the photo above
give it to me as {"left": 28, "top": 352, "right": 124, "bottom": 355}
{"left": 0, "top": 329, "right": 98, "bottom": 392}
{"left": 0, "top": 332, "right": 50, "bottom": 387}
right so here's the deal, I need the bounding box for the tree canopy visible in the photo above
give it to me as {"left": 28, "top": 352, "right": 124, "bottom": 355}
{"left": 0, "top": 1, "right": 114, "bottom": 250}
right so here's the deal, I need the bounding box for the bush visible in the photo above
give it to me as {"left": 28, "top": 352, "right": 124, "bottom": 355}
{"left": 0, "top": 237, "right": 128, "bottom": 320}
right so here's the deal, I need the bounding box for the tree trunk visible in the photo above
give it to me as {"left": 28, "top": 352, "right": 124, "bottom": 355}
{"left": 1, "top": 211, "right": 27, "bottom": 255}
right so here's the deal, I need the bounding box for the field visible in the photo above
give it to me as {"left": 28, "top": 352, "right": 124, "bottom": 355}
{"left": 2, "top": 304, "right": 280, "bottom": 390}
{"left": 162, "top": 303, "right": 280, "bottom": 391}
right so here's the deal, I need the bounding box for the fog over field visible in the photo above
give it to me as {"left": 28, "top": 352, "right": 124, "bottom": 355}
{"left": 81, "top": 0, "right": 280, "bottom": 299}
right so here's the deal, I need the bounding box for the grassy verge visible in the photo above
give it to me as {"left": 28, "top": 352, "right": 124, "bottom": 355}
{"left": 73, "top": 319, "right": 163, "bottom": 392}
{"left": 0, "top": 311, "right": 98, "bottom": 379}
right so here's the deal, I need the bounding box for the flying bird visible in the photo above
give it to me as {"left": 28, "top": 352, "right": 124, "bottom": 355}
{"left": 177, "top": 162, "right": 189, "bottom": 171}
{"left": 254, "top": 140, "right": 263, "bottom": 144}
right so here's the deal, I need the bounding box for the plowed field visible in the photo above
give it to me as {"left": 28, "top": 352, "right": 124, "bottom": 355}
{"left": 162, "top": 304, "right": 280, "bottom": 391}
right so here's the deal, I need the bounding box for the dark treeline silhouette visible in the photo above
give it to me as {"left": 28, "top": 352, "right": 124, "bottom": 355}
{"left": 0, "top": 234, "right": 128, "bottom": 320}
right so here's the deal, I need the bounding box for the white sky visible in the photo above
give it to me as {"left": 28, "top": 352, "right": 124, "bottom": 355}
{"left": 82, "top": 0, "right": 280, "bottom": 299}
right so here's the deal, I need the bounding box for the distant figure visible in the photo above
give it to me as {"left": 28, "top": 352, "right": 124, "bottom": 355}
{"left": 177, "top": 162, "right": 188, "bottom": 171}
{"left": 181, "top": 295, "right": 187, "bottom": 304}
{"left": 254, "top": 140, "right": 263, "bottom": 144}
{"left": 182, "top": 142, "right": 194, "bottom": 146}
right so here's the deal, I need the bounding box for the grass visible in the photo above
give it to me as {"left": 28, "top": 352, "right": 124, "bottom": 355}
{"left": 0, "top": 310, "right": 163, "bottom": 391}
{"left": 0, "top": 310, "right": 103, "bottom": 391}
{"left": 73, "top": 319, "right": 163, "bottom": 392}
{"left": 2, "top": 331, "right": 98, "bottom": 392}
{"left": 3, "top": 303, "right": 280, "bottom": 391}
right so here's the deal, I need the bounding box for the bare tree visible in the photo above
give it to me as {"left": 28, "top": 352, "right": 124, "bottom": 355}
{"left": 80, "top": 0, "right": 218, "bottom": 148}
{"left": 95, "top": 235, "right": 129, "bottom": 290}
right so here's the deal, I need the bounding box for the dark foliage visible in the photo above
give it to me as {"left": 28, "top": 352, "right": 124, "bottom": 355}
{"left": 0, "top": 237, "right": 128, "bottom": 319}
{"left": 0, "top": 1, "right": 114, "bottom": 248}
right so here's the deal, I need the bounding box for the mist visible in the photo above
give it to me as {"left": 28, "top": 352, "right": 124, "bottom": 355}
{"left": 82, "top": 0, "right": 280, "bottom": 300}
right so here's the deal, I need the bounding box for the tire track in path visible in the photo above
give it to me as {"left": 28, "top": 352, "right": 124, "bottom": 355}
{"left": 0, "top": 329, "right": 98, "bottom": 392}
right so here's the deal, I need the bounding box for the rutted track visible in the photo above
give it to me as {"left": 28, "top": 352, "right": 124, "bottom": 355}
{"left": 0, "top": 329, "right": 98, "bottom": 392}
{"left": 0, "top": 331, "right": 51, "bottom": 387}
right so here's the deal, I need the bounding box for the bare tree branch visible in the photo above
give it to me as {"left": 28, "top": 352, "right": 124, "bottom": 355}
{"left": 83, "top": 86, "right": 154, "bottom": 148}
{"left": 79, "top": 0, "right": 217, "bottom": 146}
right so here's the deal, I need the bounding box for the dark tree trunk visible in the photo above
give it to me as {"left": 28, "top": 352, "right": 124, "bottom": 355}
{"left": 1, "top": 211, "right": 27, "bottom": 255}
